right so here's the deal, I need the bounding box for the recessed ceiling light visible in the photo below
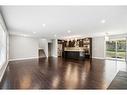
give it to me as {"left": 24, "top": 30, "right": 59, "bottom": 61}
{"left": 67, "top": 30, "right": 71, "bottom": 33}
{"left": 101, "top": 19, "right": 106, "bottom": 24}
{"left": 42, "top": 24, "right": 46, "bottom": 27}
{"left": 33, "top": 32, "right": 36, "bottom": 34}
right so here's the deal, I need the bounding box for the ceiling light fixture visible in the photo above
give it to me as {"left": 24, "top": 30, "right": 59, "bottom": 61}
{"left": 42, "top": 24, "right": 46, "bottom": 27}
{"left": 75, "top": 38, "right": 77, "bottom": 41}
{"left": 33, "top": 32, "right": 36, "bottom": 34}
{"left": 67, "top": 30, "right": 71, "bottom": 33}
{"left": 101, "top": 19, "right": 106, "bottom": 24}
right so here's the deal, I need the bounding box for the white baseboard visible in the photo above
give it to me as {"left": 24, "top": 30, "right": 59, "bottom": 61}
{"left": 9, "top": 57, "right": 39, "bottom": 61}
{"left": 92, "top": 57, "right": 105, "bottom": 59}
{"left": 9, "top": 57, "right": 111, "bottom": 61}
{"left": 52, "top": 55, "right": 58, "bottom": 57}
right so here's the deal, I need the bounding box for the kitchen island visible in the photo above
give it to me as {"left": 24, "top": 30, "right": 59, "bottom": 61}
{"left": 63, "top": 50, "right": 89, "bottom": 60}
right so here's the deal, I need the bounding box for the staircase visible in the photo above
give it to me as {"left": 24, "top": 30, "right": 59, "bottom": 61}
{"left": 38, "top": 49, "right": 46, "bottom": 58}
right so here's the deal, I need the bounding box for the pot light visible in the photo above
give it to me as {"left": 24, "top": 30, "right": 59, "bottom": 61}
{"left": 101, "top": 19, "right": 106, "bottom": 24}
{"left": 75, "top": 38, "right": 77, "bottom": 41}
{"left": 42, "top": 24, "right": 46, "bottom": 27}
{"left": 67, "top": 30, "right": 71, "bottom": 33}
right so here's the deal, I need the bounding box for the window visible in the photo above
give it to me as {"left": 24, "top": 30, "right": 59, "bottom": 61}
{"left": 0, "top": 24, "right": 6, "bottom": 69}
{"left": 106, "top": 38, "right": 126, "bottom": 61}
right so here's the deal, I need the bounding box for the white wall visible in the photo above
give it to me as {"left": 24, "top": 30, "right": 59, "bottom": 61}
{"left": 92, "top": 36, "right": 105, "bottom": 59}
{"left": 38, "top": 39, "right": 48, "bottom": 57}
{"left": 0, "top": 12, "right": 9, "bottom": 82}
{"left": 47, "top": 39, "right": 53, "bottom": 43}
{"left": 52, "top": 39, "right": 58, "bottom": 57}
{"left": 9, "top": 35, "right": 39, "bottom": 60}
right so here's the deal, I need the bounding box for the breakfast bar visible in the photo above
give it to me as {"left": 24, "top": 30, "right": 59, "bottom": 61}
{"left": 63, "top": 50, "right": 86, "bottom": 60}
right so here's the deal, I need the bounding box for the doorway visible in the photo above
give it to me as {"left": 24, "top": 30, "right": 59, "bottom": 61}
{"left": 48, "top": 43, "right": 52, "bottom": 57}
{"left": 38, "top": 49, "right": 46, "bottom": 58}
{"left": 106, "top": 38, "right": 126, "bottom": 61}
{"left": 58, "top": 44, "right": 62, "bottom": 57}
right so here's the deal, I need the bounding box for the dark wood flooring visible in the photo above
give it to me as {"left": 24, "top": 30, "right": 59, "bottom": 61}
{"left": 0, "top": 57, "right": 127, "bottom": 89}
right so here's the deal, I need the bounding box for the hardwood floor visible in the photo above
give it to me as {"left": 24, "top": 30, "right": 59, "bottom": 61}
{"left": 0, "top": 57, "right": 127, "bottom": 89}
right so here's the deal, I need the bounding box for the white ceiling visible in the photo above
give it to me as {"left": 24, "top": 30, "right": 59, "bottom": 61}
{"left": 1, "top": 6, "right": 127, "bottom": 39}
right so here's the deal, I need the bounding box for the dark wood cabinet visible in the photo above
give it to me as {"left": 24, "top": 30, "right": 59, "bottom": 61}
{"left": 63, "top": 51, "right": 85, "bottom": 60}
{"left": 58, "top": 37, "right": 92, "bottom": 59}
{"left": 79, "top": 39, "right": 83, "bottom": 47}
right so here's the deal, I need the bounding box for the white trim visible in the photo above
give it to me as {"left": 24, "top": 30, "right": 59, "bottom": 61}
{"left": 125, "top": 37, "right": 127, "bottom": 62}
{"left": 92, "top": 57, "right": 126, "bottom": 62}
{"left": 52, "top": 56, "right": 58, "bottom": 57}
{"left": 105, "top": 58, "right": 126, "bottom": 62}
{"left": 92, "top": 57, "right": 105, "bottom": 59}
{"left": 104, "top": 37, "right": 106, "bottom": 59}
{"left": 9, "top": 57, "right": 39, "bottom": 61}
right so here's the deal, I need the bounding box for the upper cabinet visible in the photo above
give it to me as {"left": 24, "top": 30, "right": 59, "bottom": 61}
{"left": 61, "top": 38, "right": 92, "bottom": 48}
